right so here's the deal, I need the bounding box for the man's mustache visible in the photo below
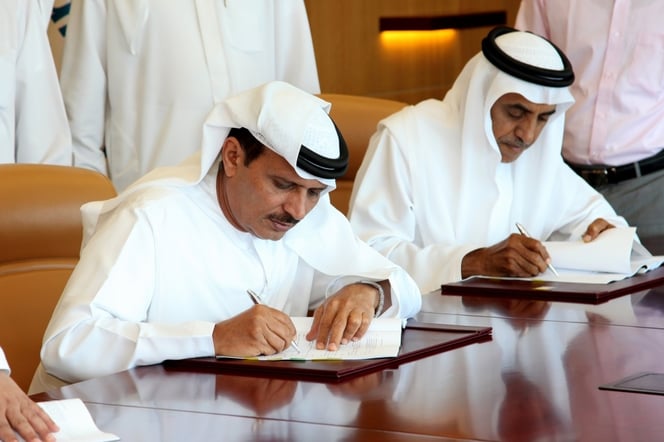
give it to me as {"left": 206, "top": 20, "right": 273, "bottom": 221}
{"left": 269, "top": 214, "right": 300, "bottom": 226}
{"left": 499, "top": 137, "right": 531, "bottom": 150}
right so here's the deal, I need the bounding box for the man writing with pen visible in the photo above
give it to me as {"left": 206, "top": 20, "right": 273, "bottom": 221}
{"left": 349, "top": 27, "right": 628, "bottom": 294}
{"left": 30, "top": 81, "right": 422, "bottom": 394}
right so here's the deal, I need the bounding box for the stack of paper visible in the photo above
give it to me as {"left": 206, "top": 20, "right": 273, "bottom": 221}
{"left": 536, "top": 227, "right": 664, "bottom": 284}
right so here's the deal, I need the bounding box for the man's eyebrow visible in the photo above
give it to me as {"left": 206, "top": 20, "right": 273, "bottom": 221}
{"left": 301, "top": 181, "right": 329, "bottom": 193}
{"left": 272, "top": 175, "right": 328, "bottom": 192}
{"left": 507, "top": 103, "right": 532, "bottom": 113}
{"left": 508, "top": 103, "right": 556, "bottom": 117}
{"left": 309, "top": 183, "right": 329, "bottom": 193}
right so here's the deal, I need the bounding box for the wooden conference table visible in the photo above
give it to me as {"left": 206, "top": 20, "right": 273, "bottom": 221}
{"left": 33, "top": 284, "right": 664, "bottom": 441}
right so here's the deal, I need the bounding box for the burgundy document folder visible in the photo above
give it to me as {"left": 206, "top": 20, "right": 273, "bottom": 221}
{"left": 440, "top": 265, "right": 664, "bottom": 304}
{"left": 164, "top": 320, "right": 492, "bottom": 382}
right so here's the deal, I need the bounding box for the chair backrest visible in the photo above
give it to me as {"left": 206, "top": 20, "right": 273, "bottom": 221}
{"left": 319, "top": 94, "right": 407, "bottom": 215}
{"left": 0, "top": 164, "right": 116, "bottom": 392}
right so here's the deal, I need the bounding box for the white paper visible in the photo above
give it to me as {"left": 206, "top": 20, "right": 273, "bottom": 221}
{"left": 478, "top": 226, "right": 664, "bottom": 284}
{"left": 34, "top": 398, "right": 119, "bottom": 442}
{"left": 217, "top": 317, "right": 404, "bottom": 361}
{"left": 545, "top": 226, "right": 637, "bottom": 273}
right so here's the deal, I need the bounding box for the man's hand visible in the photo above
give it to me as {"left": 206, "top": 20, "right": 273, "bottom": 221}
{"left": 212, "top": 305, "right": 297, "bottom": 357}
{"left": 0, "top": 373, "right": 59, "bottom": 442}
{"left": 306, "top": 282, "right": 387, "bottom": 351}
{"left": 582, "top": 218, "right": 615, "bottom": 242}
{"left": 462, "top": 233, "right": 550, "bottom": 278}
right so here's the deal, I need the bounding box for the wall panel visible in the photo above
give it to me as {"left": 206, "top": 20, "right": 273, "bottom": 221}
{"left": 304, "top": 0, "right": 521, "bottom": 103}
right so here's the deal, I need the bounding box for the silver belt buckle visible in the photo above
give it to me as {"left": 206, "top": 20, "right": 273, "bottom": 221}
{"left": 580, "top": 168, "right": 609, "bottom": 187}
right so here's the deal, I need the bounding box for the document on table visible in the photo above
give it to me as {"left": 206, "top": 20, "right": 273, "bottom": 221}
{"left": 492, "top": 226, "right": 664, "bottom": 284}
{"left": 217, "top": 317, "right": 404, "bottom": 361}
{"left": 32, "top": 398, "right": 119, "bottom": 442}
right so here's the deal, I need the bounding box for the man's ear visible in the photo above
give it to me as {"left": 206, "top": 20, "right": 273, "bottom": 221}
{"left": 220, "top": 137, "right": 243, "bottom": 177}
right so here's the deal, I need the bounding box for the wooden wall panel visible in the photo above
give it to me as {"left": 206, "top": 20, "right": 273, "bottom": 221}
{"left": 304, "top": 0, "right": 521, "bottom": 104}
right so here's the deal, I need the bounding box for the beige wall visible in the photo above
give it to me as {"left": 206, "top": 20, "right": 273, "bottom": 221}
{"left": 304, "top": 0, "right": 521, "bottom": 103}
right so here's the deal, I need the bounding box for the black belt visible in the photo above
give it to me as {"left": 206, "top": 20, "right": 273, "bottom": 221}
{"left": 568, "top": 149, "right": 664, "bottom": 188}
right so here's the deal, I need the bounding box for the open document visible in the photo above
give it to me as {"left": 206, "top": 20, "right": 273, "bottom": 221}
{"left": 167, "top": 320, "right": 490, "bottom": 381}
{"left": 516, "top": 226, "right": 664, "bottom": 284}
{"left": 217, "top": 317, "right": 404, "bottom": 361}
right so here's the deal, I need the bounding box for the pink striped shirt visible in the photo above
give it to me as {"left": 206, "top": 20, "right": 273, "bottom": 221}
{"left": 516, "top": 0, "right": 664, "bottom": 166}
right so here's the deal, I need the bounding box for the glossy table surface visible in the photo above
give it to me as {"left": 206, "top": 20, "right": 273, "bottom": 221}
{"left": 425, "top": 283, "right": 664, "bottom": 329}
{"left": 35, "top": 285, "right": 664, "bottom": 442}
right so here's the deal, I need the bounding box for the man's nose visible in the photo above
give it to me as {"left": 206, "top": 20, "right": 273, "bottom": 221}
{"left": 516, "top": 117, "right": 538, "bottom": 145}
{"left": 284, "top": 190, "right": 308, "bottom": 221}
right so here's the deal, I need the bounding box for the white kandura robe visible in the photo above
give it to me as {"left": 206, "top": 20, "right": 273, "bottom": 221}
{"left": 61, "top": 0, "right": 320, "bottom": 191}
{"left": 349, "top": 52, "right": 627, "bottom": 294}
{"left": 32, "top": 107, "right": 422, "bottom": 394}
{"left": 0, "top": 0, "right": 71, "bottom": 164}
{"left": 37, "top": 0, "right": 54, "bottom": 28}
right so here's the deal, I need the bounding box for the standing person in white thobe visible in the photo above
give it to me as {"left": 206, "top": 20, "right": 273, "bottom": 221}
{"left": 0, "top": 0, "right": 71, "bottom": 164}
{"left": 61, "top": 0, "right": 321, "bottom": 191}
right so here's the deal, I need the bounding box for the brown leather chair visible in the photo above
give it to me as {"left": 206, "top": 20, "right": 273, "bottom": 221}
{"left": 0, "top": 164, "right": 116, "bottom": 392}
{"left": 319, "top": 94, "right": 407, "bottom": 215}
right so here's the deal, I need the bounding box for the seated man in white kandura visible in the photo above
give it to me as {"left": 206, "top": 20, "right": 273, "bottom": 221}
{"left": 349, "top": 27, "right": 627, "bottom": 294}
{"left": 31, "top": 81, "right": 422, "bottom": 393}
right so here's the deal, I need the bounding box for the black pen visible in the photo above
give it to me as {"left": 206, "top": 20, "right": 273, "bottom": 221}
{"left": 515, "top": 223, "right": 559, "bottom": 277}
{"left": 246, "top": 289, "right": 302, "bottom": 353}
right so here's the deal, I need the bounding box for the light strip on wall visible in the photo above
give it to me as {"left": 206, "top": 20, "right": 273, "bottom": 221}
{"left": 379, "top": 11, "right": 506, "bottom": 32}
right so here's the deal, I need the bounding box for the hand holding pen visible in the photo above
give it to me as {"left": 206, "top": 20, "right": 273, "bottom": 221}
{"left": 515, "top": 223, "right": 559, "bottom": 276}
{"left": 247, "top": 290, "right": 302, "bottom": 353}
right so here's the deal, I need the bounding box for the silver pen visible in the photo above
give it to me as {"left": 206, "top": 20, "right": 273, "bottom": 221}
{"left": 515, "top": 223, "right": 560, "bottom": 277}
{"left": 246, "top": 289, "right": 302, "bottom": 353}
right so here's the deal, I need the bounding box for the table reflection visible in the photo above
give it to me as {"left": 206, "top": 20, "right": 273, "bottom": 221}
{"left": 344, "top": 314, "right": 582, "bottom": 440}
{"left": 421, "top": 288, "right": 657, "bottom": 328}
